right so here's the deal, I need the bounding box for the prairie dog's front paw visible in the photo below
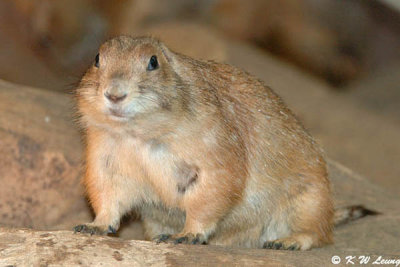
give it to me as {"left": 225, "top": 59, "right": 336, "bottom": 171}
{"left": 153, "top": 233, "right": 207, "bottom": 245}
{"left": 73, "top": 224, "right": 117, "bottom": 236}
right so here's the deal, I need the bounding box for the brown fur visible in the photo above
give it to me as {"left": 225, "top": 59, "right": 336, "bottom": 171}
{"left": 74, "top": 36, "right": 334, "bottom": 250}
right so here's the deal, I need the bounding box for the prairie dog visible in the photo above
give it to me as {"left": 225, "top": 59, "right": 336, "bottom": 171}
{"left": 74, "top": 36, "right": 334, "bottom": 250}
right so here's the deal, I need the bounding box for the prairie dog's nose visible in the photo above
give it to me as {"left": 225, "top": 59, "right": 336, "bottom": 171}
{"left": 105, "top": 92, "right": 127, "bottom": 103}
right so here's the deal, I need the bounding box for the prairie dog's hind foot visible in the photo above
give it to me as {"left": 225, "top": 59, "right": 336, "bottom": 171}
{"left": 74, "top": 223, "right": 117, "bottom": 236}
{"left": 263, "top": 234, "right": 317, "bottom": 251}
{"left": 153, "top": 233, "right": 207, "bottom": 245}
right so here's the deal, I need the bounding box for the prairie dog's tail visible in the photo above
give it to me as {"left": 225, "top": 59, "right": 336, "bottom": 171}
{"left": 334, "top": 205, "right": 379, "bottom": 226}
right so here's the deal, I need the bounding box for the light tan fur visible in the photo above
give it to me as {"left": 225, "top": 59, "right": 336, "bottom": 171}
{"left": 74, "top": 36, "right": 334, "bottom": 250}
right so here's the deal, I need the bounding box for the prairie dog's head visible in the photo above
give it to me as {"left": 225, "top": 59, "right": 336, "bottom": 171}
{"left": 77, "top": 36, "right": 182, "bottom": 127}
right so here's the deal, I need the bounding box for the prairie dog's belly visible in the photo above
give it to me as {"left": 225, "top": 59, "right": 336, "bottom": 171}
{"left": 96, "top": 135, "right": 158, "bottom": 204}
{"left": 100, "top": 132, "right": 188, "bottom": 207}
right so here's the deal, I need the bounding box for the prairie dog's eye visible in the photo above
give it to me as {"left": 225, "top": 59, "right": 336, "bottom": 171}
{"left": 147, "top": 55, "right": 158, "bottom": 71}
{"left": 95, "top": 53, "right": 100, "bottom": 68}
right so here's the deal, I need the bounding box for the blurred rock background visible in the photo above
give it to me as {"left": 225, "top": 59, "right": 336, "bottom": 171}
{"left": 0, "top": 0, "right": 399, "bottom": 240}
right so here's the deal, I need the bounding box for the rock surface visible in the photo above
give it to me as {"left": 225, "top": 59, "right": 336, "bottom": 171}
{"left": 0, "top": 226, "right": 398, "bottom": 267}
{"left": 0, "top": 79, "right": 90, "bottom": 230}
{"left": 0, "top": 79, "right": 399, "bottom": 265}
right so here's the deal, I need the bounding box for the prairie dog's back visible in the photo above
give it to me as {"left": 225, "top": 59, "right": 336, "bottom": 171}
{"left": 172, "top": 56, "right": 326, "bottom": 178}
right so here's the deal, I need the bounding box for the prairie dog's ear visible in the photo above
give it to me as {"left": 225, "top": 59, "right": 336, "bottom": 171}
{"left": 159, "top": 42, "right": 175, "bottom": 64}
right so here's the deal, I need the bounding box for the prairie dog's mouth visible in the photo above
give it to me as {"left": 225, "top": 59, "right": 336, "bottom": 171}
{"left": 108, "top": 108, "right": 130, "bottom": 121}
